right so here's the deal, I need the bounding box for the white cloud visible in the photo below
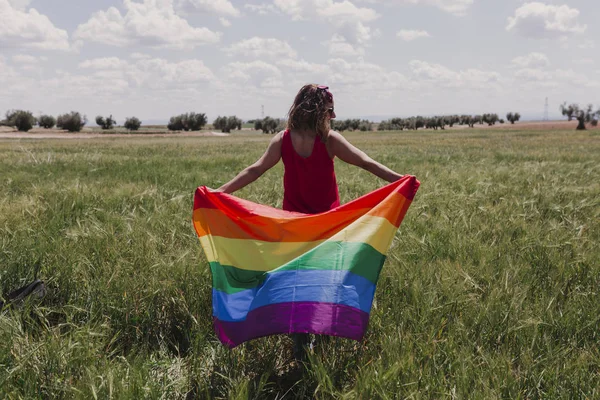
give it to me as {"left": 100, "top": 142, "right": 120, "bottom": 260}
{"left": 131, "top": 52, "right": 152, "bottom": 60}
{"left": 507, "top": 2, "right": 586, "bottom": 38}
{"left": 222, "top": 60, "right": 282, "bottom": 87}
{"left": 176, "top": 0, "right": 240, "bottom": 17}
{"left": 12, "top": 54, "right": 46, "bottom": 64}
{"left": 274, "top": 0, "right": 379, "bottom": 45}
{"left": 514, "top": 68, "right": 551, "bottom": 83}
{"left": 573, "top": 58, "right": 594, "bottom": 66}
{"left": 6, "top": 0, "right": 30, "bottom": 9}
{"left": 219, "top": 17, "right": 231, "bottom": 27}
{"left": 73, "top": 0, "right": 221, "bottom": 49}
{"left": 244, "top": 3, "right": 280, "bottom": 15}
{"left": 0, "top": 0, "right": 70, "bottom": 50}
{"left": 275, "top": 59, "right": 329, "bottom": 74}
{"left": 323, "top": 34, "right": 365, "bottom": 57}
{"left": 274, "top": 0, "right": 378, "bottom": 22}
{"left": 359, "top": 0, "right": 473, "bottom": 16}
{"left": 78, "top": 57, "right": 129, "bottom": 70}
{"left": 0, "top": 57, "right": 18, "bottom": 82}
{"left": 223, "top": 37, "right": 298, "bottom": 59}
{"left": 31, "top": 56, "right": 216, "bottom": 101}
{"left": 327, "top": 58, "right": 410, "bottom": 91}
{"left": 513, "top": 67, "right": 600, "bottom": 90}
{"left": 397, "top": 29, "right": 430, "bottom": 41}
{"left": 511, "top": 52, "right": 550, "bottom": 69}
{"left": 0, "top": 57, "right": 37, "bottom": 96}
{"left": 129, "top": 58, "right": 215, "bottom": 88}
{"left": 578, "top": 40, "right": 595, "bottom": 50}
{"left": 409, "top": 60, "right": 501, "bottom": 89}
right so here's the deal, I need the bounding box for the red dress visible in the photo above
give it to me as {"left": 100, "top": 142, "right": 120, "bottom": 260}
{"left": 281, "top": 129, "right": 340, "bottom": 214}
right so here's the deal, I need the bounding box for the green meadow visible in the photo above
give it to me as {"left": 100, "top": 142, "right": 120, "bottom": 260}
{"left": 1, "top": 128, "right": 599, "bottom": 399}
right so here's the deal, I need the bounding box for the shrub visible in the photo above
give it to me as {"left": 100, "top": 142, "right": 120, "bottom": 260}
{"left": 15, "top": 111, "right": 36, "bottom": 132}
{"left": 168, "top": 113, "right": 207, "bottom": 131}
{"left": 186, "top": 112, "right": 207, "bottom": 131}
{"left": 2, "top": 110, "right": 36, "bottom": 132}
{"left": 254, "top": 116, "right": 284, "bottom": 134}
{"left": 332, "top": 119, "right": 372, "bottom": 132}
{"left": 213, "top": 116, "right": 242, "bottom": 133}
{"left": 167, "top": 115, "right": 184, "bottom": 131}
{"left": 38, "top": 115, "right": 56, "bottom": 129}
{"left": 96, "top": 115, "right": 116, "bottom": 130}
{"left": 506, "top": 112, "right": 521, "bottom": 124}
{"left": 57, "top": 112, "right": 87, "bottom": 132}
{"left": 124, "top": 117, "right": 142, "bottom": 131}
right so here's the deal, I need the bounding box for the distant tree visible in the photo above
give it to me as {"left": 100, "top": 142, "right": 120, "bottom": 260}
{"left": 358, "top": 119, "right": 372, "bottom": 131}
{"left": 506, "top": 112, "right": 521, "bottom": 124}
{"left": 574, "top": 104, "right": 600, "bottom": 130}
{"left": 96, "top": 115, "right": 116, "bottom": 130}
{"left": 124, "top": 117, "right": 141, "bottom": 131}
{"left": 186, "top": 112, "right": 208, "bottom": 131}
{"left": 332, "top": 119, "right": 347, "bottom": 132}
{"left": 459, "top": 115, "right": 474, "bottom": 128}
{"left": 168, "top": 113, "right": 207, "bottom": 131}
{"left": 3, "top": 110, "right": 36, "bottom": 132}
{"left": 482, "top": 113, "right": 499, "bottom": 126}
{"left": 38, "top": 115, "right": 56, "bottom": 129}
{"left": 213, "top": 116, "right": 242, "bottom": 133}
{"left": 167, "top": 115, "right": 184, "bottom": 131}
{"left": 256, "top": 116, "right": 281, "bottom": 134}
{"left": 441, "top": 115, "right": 459, "bottom": 128}
{"left": 57, "top": 112, "right": 87, "bottom": 132}
{"left": 425, "top": 117, "right": 437, "bottom": 130}
{"left": 576, "top": 110, "right": 586, "bottom": 130}
{"left": 560, "top": 102, "right": 579, "bottom": 121}
{"left": 228, "top": 116, "right": 242, "bottom": 131}
{"left": 591, "top": 106, "right": 599, "bottom": 127}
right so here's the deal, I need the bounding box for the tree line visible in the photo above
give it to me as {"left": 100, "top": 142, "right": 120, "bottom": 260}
{"left": 249, "top": 118, "right": 373, "bottom": 134}
{"left": 377, "top": 113, "right": 520, "bottom": 131}
{"left": 0, "top": 110, "right": 142, "bottom": 132}
{"left": 3, "top": 105, "right": 598, "bottom": 134}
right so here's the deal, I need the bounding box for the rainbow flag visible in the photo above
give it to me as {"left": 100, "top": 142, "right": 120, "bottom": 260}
{"left": 193, "top": 175, "right": 420, "bottom": 348}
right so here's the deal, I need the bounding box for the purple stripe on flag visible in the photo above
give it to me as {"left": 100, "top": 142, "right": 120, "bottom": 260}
{"left": 214, "top": 302, "right": 370, "bottom": 348}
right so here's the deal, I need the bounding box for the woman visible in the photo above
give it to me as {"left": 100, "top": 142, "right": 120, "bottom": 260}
{"left": 214, "top": 84, "right": 404, "bottom": 360}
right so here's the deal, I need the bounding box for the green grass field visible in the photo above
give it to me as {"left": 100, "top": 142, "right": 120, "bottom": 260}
{"left": 1, "top": 128, "right": 599, "bottom": 399}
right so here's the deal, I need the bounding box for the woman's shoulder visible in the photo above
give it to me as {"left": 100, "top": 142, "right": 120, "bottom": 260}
{"left": 326, "top": 129, "right": 343, "bottom": 144}
{"left": 275, "top": 129, "right": 287, "bottom": 140}
{"left": 268, "top": 130, "right": 286, "bottom": 146}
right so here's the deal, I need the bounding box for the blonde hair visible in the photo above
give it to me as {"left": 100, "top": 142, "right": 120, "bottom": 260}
{"left": 286, "top": 84, "right": 333, "bottom": 141}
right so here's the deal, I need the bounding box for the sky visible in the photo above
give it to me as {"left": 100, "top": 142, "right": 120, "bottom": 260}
{"left": 0, "top": 0, "right": 598, "bottom": 123}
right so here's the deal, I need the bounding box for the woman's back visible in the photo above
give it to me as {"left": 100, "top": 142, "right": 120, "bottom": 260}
{"left": 281, "top": 129, "right": 340, "bottom": 214}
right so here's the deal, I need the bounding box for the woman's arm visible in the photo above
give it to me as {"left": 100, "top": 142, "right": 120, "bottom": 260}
{"left": 329, "top": 130, "right": 403, "bottom": 183}
{"left": 215, "top": 131, "right": 283, "bottom": 194}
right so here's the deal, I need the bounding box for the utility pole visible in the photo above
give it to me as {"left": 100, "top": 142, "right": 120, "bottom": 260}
{"left": 543, "top": 97, "right": 549, "bottom": 121}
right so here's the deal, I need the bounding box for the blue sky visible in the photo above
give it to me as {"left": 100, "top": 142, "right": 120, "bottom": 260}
{"left": 1, "top": 0, "right": 598, "bottom": 123}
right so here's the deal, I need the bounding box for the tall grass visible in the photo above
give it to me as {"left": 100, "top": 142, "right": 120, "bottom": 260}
{"left": 1, "top": 129, "right": 599, "bottom": 399}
